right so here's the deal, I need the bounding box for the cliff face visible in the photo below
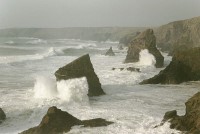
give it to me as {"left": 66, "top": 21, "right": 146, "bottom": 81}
{"left": 155, "top": 16, "right": 200, "bottom": 54}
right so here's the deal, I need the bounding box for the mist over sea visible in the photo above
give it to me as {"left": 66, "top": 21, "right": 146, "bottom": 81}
{"left": 0, "top": 37, "right": 199, "bottom": 134}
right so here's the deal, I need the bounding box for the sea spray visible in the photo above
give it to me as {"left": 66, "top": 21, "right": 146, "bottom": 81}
{"left": 33, "top": 76, "right": 89, "bottom": 103}
{"left": 57, "top": 77, "right": 89, "bottom": 103}
{"left": 137, "top": 49, "right": 156, "bottom": 66}
{"left": 34, "top": 76, "right": 57, "bottom": 99}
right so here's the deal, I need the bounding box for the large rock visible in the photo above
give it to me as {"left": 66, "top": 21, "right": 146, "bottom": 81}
{"left": 125, "top": 29, "right": 164, "bottom": 68}
{"left": 141, "top": 47, "right": 200, "bottom": 84}
{"left": 20, "top": 106, "right": 113, "bottom": 134}
{"left": 105, "top": 47, "right": 115, "bottom": 56}
{"left": 155, "top": 16, "right": 200, "bottom": 54}
{"left": 55, "top": 54, "right": 105, "bottom": 96}
{"left": 0, "top": 108, "right": 6, "bottom": 123}
{"left": 159, "top": 92, "right": 200, "bottom": 134}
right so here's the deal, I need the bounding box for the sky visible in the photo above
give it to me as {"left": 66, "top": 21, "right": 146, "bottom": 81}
{"left": 0, "top": 0, "right": 200, "bottom": 28}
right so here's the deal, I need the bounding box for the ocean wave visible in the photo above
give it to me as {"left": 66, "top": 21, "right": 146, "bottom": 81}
{"left": 4, "top": 41, "right": 15, "bottom": 44}
{"left": 26, "top": 39, "right": 47, "bottom": 44}
{"left": 0, "top": 47, "right": 60, "bottom": 64}
{"left": 33, "top": 76, "right": 89, "bottom": 103}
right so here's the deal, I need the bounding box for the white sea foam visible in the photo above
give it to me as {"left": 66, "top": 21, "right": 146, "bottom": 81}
{"left": 34, "top": 76, "right": 57, "bottom": 99}
{"left": 33, "top": 76, "right": 89, "bottom": 103}
{"left": 137, "top": 49, "right": 156, "bottom": 66}
{"left": 27, "top": 39, "right": 47, "bottom": 44}
{"left": 4, "top": 41, "right": 14, "bottom": 44}
{"left": 57, "top": 77, "right": 89, "bottom": 102}
{"left": 0, "top": 47, "right": 59, "bottom": 64}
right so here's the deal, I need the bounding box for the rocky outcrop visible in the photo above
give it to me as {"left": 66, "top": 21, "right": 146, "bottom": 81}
{"left": 105, "top": 47, "right": 115, "bottom": 56}
{"left": 20, "top": 106, "right": 113, "bottom": 134}
{"left": 55, "top": 54, "right": 105, "bottom": 96}
{"left": 125, "top": 29, "right": 164, "bottom": 68}
{"left": 0, "top": 108, "right": 6, "bottom": 123}
{"left": 159, "top": 92, "right": 200, "bottom": 134}
{"left": 155, "top": 16, "right": 200, "bottom": 54}
{"left": 112, "top": 67, "right": 140, "bottom": 72}
{"left": 141, "top": 47, "right": 200, "bottom": 84}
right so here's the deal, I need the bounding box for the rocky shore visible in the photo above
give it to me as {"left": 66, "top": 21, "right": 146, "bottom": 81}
{"left": 159, "top": 92, "right": 200, "bottom": 134}
{"left": 20, "top": 106, "right": 113, "bottom": 134}
{"left": 141, "top": 47, "right": 200, "bottom": 84}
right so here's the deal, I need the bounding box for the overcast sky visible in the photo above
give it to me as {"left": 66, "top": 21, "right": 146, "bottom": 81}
{"left": 0, "top": 0, "right": 200, "bottom": 28}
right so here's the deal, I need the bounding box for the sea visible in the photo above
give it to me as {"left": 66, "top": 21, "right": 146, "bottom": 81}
{"left": 0, "top": 37, "right": 199, "bottom": 134}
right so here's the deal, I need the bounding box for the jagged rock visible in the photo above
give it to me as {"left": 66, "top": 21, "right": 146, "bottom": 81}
{"left": 105, "top": 47, "right": 115, "bottom": 56}
{"left": 126, "top": 67, "right": 140, "bottom": 72}
{"left": 125, "top": 29, "right": 164, "bottom": 68}
{"left": 0, "top": 108, "right": 6, "bottom": 123}
{"left": 141, "top": 47, "right": 200, "bottom": 84}
{"left": 55, "top": 54, "right": 105, "bottom": 96}
{"left": 20, "top": 106, "right": 113, "bottom": 134}
{"left": 155, "top": 16, "right": 200, "bottom": 54}
{"left": 159, "top": 92, "right": 200, "bottom": 134}
{"left": 112, "top": 67, "right": 140, "bottom": 72}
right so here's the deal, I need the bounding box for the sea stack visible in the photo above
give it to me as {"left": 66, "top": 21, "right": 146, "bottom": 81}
{"left": 20, "top": 106, "right": 113, "bottom": 134}
{"left": 125, "top": 29, "right": 164, "bottom": 68}
{"left": 105, "top": 47, "right": 115, "bottom": 56}
{"left": 55, "top": 54, "right": 105, "bottom": 96}
{"left": 141, "top": 47, "right": 200, "bottom": 84}
{"left": 0, "top": 108, "right": 6, "bottom": 123}
{"left": 159, "top": 92, "right": 200, "bottom": 134}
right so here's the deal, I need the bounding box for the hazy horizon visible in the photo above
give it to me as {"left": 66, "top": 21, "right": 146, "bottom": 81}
{"left": 0, "top": 0, "right": 200, "bottom": 28}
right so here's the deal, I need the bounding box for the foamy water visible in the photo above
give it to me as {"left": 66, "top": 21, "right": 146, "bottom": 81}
{"left": 0, "top": 37, "right": 199, "bottom": 134}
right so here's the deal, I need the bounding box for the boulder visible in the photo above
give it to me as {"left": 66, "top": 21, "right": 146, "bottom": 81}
{"left": 0, "top": 108, "right": 6, "bottom": 123}
{"left": 125, "top": 29, "right": 164, "bottom": 68}
{"left": 141, "top": 47, "right": 200, "bottom": 84}
{"left": 20, "top": 106, "right": 113, "bottom": 134}
{"left": 159, "top": 92, "right": 200, "bottom": 134}
{"left": 55, "top": 54, "right": 105, "bottom": 96}
{"left": 105, "top": 47, "right": 115, "bottom": 56}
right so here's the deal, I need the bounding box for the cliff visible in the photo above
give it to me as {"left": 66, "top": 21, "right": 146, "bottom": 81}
{"left": 155, "top": 16, "right": 200, "bottom": 54}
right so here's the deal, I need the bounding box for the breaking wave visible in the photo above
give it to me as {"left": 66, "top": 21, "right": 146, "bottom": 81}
{"left": 33, "top": 76, "right": 89, "bottom": 103}
{"left": 137, "top": 49, "right": 156, "bottom": 66}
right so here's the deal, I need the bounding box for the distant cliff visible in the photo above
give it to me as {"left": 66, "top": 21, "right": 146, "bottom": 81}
{"left": 0, "top": 27, "right": 145, "bottom": 42}
{"left": 155, "top": 16, "right": 200, "bottom": 54}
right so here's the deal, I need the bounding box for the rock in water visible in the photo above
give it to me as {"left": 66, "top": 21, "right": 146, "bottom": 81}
{"left": 55, "top": 54, "right": 105, "bottom": 96}
{"left": 105, "top": 47, "right": 115, "bottom": 56}
{"left": 20, "top": 106, "right": 113, "bottom": 134}
{"left": 159, "top": 92, "right": 200, "bottom": 134}
{"left": 125, "top": 29, "right": 164, "bottom": 68}
{"left": 0, "top": 108, "right": 6, "bottom": 123}
{"left": 141, "top": 47, "right": 200, "bottom": 84}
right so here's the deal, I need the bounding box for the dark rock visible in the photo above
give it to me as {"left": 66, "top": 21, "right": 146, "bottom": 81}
{"left": 0, "top": 108, "right": 6, "bottom": 123}
{"left": 159, "top": 92, "right": 200, "bottom": 134}
{"left": 141, "top": 47, "right": 200, "bottom": 84}
{"left": 105, "top": 47, "right": 115, "bottom": 56}
{"left": 55, "top": 54, "right": 105, "bottom": 96}
{"left": 20, "top": 106, "right": 113, "bottom": 134}
{"left": 125, "top": 29, "right": 164, "bottom": 68}
{"left": 126, "top": 67, "right": 140, "bottom": 72}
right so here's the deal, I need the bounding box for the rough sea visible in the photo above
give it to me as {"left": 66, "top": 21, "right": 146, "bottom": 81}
{"left": 0, "top": 37, "right": 199, "bottom": 134}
